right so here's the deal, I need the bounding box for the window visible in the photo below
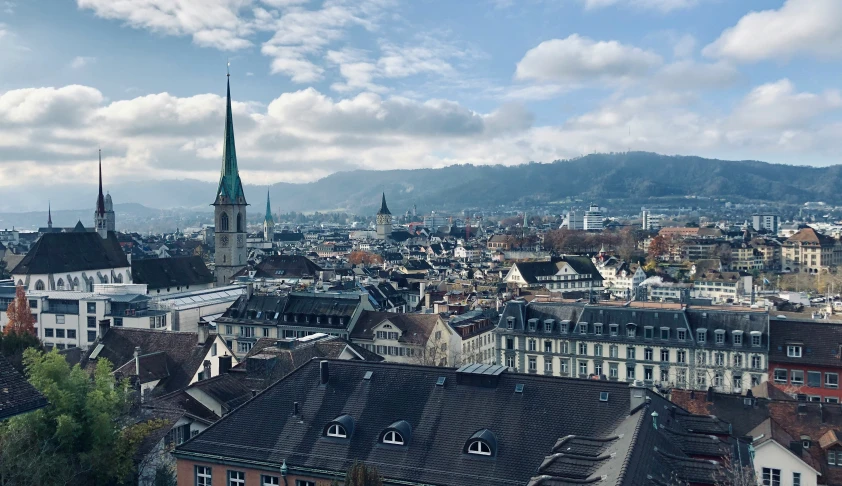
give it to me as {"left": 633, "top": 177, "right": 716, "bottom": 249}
{"left": 791, "top": 370, "right": 804, "bottom": 385}
{"left": 788, "top": 345, "right": 802, "bottom": 358}
{"left": 87, "top": 302, "right": 96, "bottom": 313}
{"left": 34, "top": 280, "right": 45, "bottom": 290}
{"left": 752, "top": 334, "right": 762, "bottom": 347}
{"left": 545, "top": 321, "right": 552, "bottom": 332}
{"left": 627, "top": 326, "right": 636, "bottom": 338}
{"left": 506, "top": 317, "right": 513, "bottom": 330}
{"left": 506, "top": 338, "right": 514, "bottom": 350}
{"left": 240, "top": 326, "right": 254, "bottom": 338}
{"left": 560, "top": 341, "right": 569, "bottom": 354}
{"left": 528, "top": 339, "right": 536, "bottom": 352}
{"left": 627, "top": 347, "right": 636, "bottom": 360}
{"left": 792, "top": 472, "right": 800, "bottom": 486}
{"left": 594, "top": 344, "right": 603, "bottom": 357}
{"left": 697, "top": 330, "right": 706, "bottom": 343}
{"left": 228, "top": 470, "right": 245, "bottom": 486}
{"left": 697, "top": 374, "right": 706, "bottom": 387}
{"left": 237, "top": 342, "right": 253, "bottom": 353}
{"left": 528, "top": 319, "right": 536, "bottom": 331}
{"left": 644, "top": 327, "right": 653, "bottom": 339}
{"left": 751, "top": 355, "right": 762, "bottom": 369}
{"left": 67, "top": 330, "right": 76, "bottom": 339}
{"left": 56, "top": 315, "right": 65, "bottom": 324}
{"left": 827, "top": 397, "right": 840, "bottom": 404}
{"left": 808, "top": 371, "right": 821, "bottom": 387}
{"left": 676, "top": 350, "right": 686, "bottom": 363}
{"left": 506, "top": 356, "right": 515, "bottom": 369}
{"left": 383, "top": 430, "right": 404, "bottom": 445}
{"left": 677, "top": 368, "right": 687, "bottom": 384}
{"left": 643, "top": 366, "right": 653, "bottom": 381}
{"left": 560, "top": 321, "right": 568, "bottom": 333}
{"left": 296, "top": 482, "right": 316, "bottom": 486}
{"left": 56, "top": 329, "right": 65, "bottom": 338}
{"left": 579, "top": 323, "right": 587, "bottom": 335}
{"left": 715, "top": 352, "right": 724, "bottom": 366}
{"left": 644, "top": 348, "right": 653, "bottom": 361}
{"left": 594, "top": 362, "right": 602, "bottom": 376}
{"left": 87, "top": 331, "right": 96, "bottom": 342}
{"left": 609, "top": 345, "right": 618, "bottom": 358}
{"left": 660, "top": 328, "right": 669, "bottom": 340}
{"left": 677, "top": 329, "right": 686, "bottom": 340}
{"left": 114, "top": 317, "right": 123, "bottom": 327}
{"left": 560, "top": 359, "right": 569, "bottom": 374}
{"left": 626, "top": 365, "right": 635, "bottom": 380}
{"left": 827, "top": 373, "right": 839, "bottom": 389}
{"left": 263, "top": 327, "right": 270, "bottom": 337}
{"left": 29, "top": 300, "right": 37, "bottom": 309}
{"left": 225, "top": 325, "right": 233, "bottom": 335}
{"left": 715, "top": 331, "right": 725, "bottom": 344}
{"left": 327, "top": 424, "right": 347, "bottom": 438}
{"left": 528, "top": 356, "right": 537, "bottom": 371}
{"left": 544, "top": 359, "right": 553, "bottom": 372}
{"left": 544, "top": 341, "right": 552, "bottom": 353}
{"left": 660, "top": 349, "right": 669, "bottom": 362}
{"left": 212, "top": 343, "right": 218, "bottom": 357}
{"left": 594, "top": 323, "right": 603, "bottom": 335}
{"left": 609, "top": 363, "right": 618, "bottom": 378}
{"left": 734, "top": 354, "right": 743, "bottom": 367}
{"left": 579, "top": 343, "right": 587, "bottom": 355}
{"left": 660, "top": 368, "right": 669, "bottom": 383}
{"left": 609, "top": 324, "right": 618, "bottom": 336}
{"left": 761, "top": 467, "right": 780, "bottom": 486}
{"left": 195, "top": 466, "right": 212, "bottom": 486}
{"left": 467, "top": 440, "right": 491, "bottom": 456}
{"left": 733, "top": 333, "right": 742, "bottom": 345}
{"left": 579, "top": 360, "right": 588, "bottom": 375}
{"left": 774, "top": 369, "right": 787, "bottom": 384}
{"left": 45, "top": 328, "right": 53, "bottom": 337}
{"left": 87, "top": 316, "right": 96, "bottom": 328}
{"left": 697, "top": 353, "right": 707, "bottom": 366}
{"left": 262, "top": 476, "right": 280, "bottom": 486}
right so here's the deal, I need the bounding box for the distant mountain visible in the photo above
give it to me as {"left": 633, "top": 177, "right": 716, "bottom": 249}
{"left": 2, "top": 152, "right": 839, "bottom": 216}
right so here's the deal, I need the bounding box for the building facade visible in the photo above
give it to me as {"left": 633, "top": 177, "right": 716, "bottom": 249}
{"left": 213, "top": 75, "right": 248, "bottom": 286}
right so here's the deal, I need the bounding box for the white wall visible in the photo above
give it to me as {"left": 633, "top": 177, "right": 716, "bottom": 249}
{"left": 753, "top": 440, "right": 819, "bottom": 486}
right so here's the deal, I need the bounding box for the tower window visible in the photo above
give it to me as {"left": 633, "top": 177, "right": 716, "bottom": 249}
{"left": 237, "top": 212, "right": 243, "bottom": 232}
{"left": 220, "top": 212, "right": 229, "bottom": 231}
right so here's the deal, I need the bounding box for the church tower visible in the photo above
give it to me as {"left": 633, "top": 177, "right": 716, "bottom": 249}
{"left": 213, "top": 72, "right": 248, "bottom": 286}
{"left": 376, "top": 193, "right": 392, "bottom": 240}
{"left": 94, "top": 150, "right": 116, "bottom": 238}
{"left": 263, "top": 189, "right": 274, "bottom": 244}
{"left": 47, "top": 202, "right": 52, "bottom": 229}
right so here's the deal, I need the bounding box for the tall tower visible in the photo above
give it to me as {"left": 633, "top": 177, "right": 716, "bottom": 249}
{"left": 263, "top": 189, "right": 274, "bottom": 244}
{"left": 94, "top": 149, "right": 110, "bottom": 239}
{"left": 376, "top": 193, "right": 392, "bottom": 240}
{"left": 47, "top": 202, "right": 52, "bottom": 229}
{"left": 213, "top": 72, "right": 248, "bottom": 286}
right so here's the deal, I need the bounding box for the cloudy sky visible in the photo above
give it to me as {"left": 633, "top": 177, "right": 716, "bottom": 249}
{"left": 1, "top": 0, "right": 841, "bottom": 193}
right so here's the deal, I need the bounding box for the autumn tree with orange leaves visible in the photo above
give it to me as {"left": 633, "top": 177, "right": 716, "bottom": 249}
{"left": 4, "top": 285, "right": 36, "bottom": 336}
{"left": 348, "top": 251, "right": 384, "bottom": 265}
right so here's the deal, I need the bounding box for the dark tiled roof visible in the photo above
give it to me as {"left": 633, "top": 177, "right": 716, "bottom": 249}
{"left": 131, "top": 256, "right": 213, "bottom": 290}
{"left": 189, "top": 373, "right": 253, "bottom": 411}
{"left": 83, "top": 328, "right": 216, "bottom": 394}
{"left": 0, "top": 355, "right": 48, "bottom": 420}
{"left": 512, "top": 256, "right": 603, "bottom": 285}
{"left": 350, "top": 310, "right": 440, "bottom": 344}
{"left": 252, "top": 255, "right": 322, "bottom": 279}
{"left": 769, "top": 318, "right": 842, "bottom": 367}
{"left": 12, "top": 231, "right": 129, "bottom": 274}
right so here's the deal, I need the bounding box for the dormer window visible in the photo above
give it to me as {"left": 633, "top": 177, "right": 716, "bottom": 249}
{"left": 715, "top": 330, "right": 726, "bottom": 344}
{"left": 788, "top": 345, "right": 803, "bottom": 358}
{"left": 644, "top": 327, "right": 653, "bottom": 339}
{"left": 610, "top": 324, "right": 618, "bottom": 336}
{"left": 528, "top": 319, "right": 537, "bottom": 331}
{"left": 464, "top": 429, "right": 497, "bottom": 457}
{"left": 677, "top": 329, "right": 686, "bottom": 340}
{"left": 327, "top": 424, "right": 347, "bottom": 438}
{"left": 544, "top": 320, "right": 553, "bottom": 332}
{"left": 381, "top": 420, "right": 411, "bottom": 446}
{"left": 560, "top": 321, "right": 568, "bottom": 334}
{"left": 751, "top": 331, "right": 762, "bottom": 347}
{"left": 507, "top": 317, "right": 514, "bottom": 330}
{"left": 324, "top": 414, "right": 354, "bottom": 439}
{"left": 697, "top": 329, "right": 707, "bottom": 343}
{"left": 732, "top": 331, "right": 743, "bottom": 345}
{"left": 626, "top": 324, "right": 636, "bottom": 338}
{"left": 579, "top": 323, "right": 588, "bottom": 335}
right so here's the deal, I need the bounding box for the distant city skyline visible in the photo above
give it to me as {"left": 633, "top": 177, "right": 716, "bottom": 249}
{"left": 0, "top": 0, "right": 840, "bottom": 193}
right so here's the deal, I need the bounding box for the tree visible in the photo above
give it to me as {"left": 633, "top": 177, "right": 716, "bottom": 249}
{"left": 343, "top": 461, "right": 383, "bottom": 486}
{"left": 4, "top": 285, "right": 35, "bottom": 336}
{"left": 348, "top": 251, "right": 384, "bottom": 265}
{"left": 647, "top": 236, "right": 670, "bottom": 262}
{"left": 0, "top": 348, "right": 135, "bottom": 486}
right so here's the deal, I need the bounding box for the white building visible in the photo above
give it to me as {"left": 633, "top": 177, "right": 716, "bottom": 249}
{"left": 642, "top": 210, "right": 661, "bottom": 231}
{"left": 752, "top": 214, "right": 780, "bottom": 234}
{"left": 584, "top": 204, "right": 604, "bottom": 231}
{"left": 749, "top": 418, "right": 821, "bottom": 486}
{"left": 454, "top": 245, "right": 479, "bottom": 261}
{"left": 561, "top": 211, "right": 585, "bottom": 230}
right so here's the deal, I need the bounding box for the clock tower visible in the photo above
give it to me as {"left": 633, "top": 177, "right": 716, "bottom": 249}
{"left": 213, "top": 72, "right": 248, "bottom": 286}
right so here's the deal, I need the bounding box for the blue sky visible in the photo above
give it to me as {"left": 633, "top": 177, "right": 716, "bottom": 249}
{"left": 0, "top": 0, "right": 841, "bottom": 193}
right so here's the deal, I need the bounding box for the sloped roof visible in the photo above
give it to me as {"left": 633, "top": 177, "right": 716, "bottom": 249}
{"left": 769, "top": 318, "right": 842, "bottom": 367}
{"left": 0, "top": 355, "right": 48, "bottom": 420}
{"left": 131, "top": 256, "right": 213, "bottom": 290}
{"left": 12, "top": 231, "right": 129, "bottom": 275}
{"left": 350, "top": 310, "right": 440, "bottom": 344}
{"left": 252, "top": 255, "right": 322, "bottom": 279}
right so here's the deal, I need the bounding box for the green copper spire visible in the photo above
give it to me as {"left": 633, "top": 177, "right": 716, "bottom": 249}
{"left": 214, "top": 73, "right": 246, "bottom": 205}
{"left": 264, "top": 188, "right": 273, "bottom": 224}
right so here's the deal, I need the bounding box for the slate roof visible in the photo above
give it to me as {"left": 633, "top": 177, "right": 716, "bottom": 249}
{"left": 83, "top": 328, "right": 217, "bottom": 394}
{"left": 0, "top": 355, "right": 48, "bottom": 420}
{"left": 233, "top": 335, "right": 383, "bottom": 390}
{"left": 177, "top": 360, "right": 746, "bottom": 486}
{"left": 769, "top": 318, "right": 842, "bottom": 367}
{"left": 188, "top": 373, "right": 253, "bottom": 411}
{"left": 12, "top": 231, "right": 129, "bottom": 275}
{"left": 218, "top": 292, "right": 367, "bottom": 331}
{"left": 512, "top": 256, "right": 603, "bottom": 285}
{"left": 350, "top": 310, "right": 440, "bottom": 344}
{"left": 251, "top": 255, "right": 322, "bottom": 279}
{"left": 131, "top": 256, "right": 213, "bottom": 290}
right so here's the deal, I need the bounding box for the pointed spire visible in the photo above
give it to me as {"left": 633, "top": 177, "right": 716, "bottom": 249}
{"left": 264, "top": 188, "right": 273, "bottom": 224}
{"left": 96, "top": 149, "right": 106, "bottom": 216}
{"left": 215, "top": 71, "right": 246, "bottom": 204}
{"left": 378, "top": 192, "right": 391, "bottom": 215}
{"left": 47, "top": 201, "right": 52, "bottom": 228}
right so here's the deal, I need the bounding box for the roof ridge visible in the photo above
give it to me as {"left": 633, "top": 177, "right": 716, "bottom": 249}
{"left": 615, "top": 404, "right": 649, "bottom": 485}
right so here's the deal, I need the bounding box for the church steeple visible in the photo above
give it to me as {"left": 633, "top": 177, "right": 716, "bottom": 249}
{"left": 47, "top": 201, "right": 52, "bottom": 229}
{"left": 377, "top": 192, "right": 391, "bottom": 215}
{"left": 264, "top": 189, "right": 273, "bottom": 225}
{"left": 214, "top": 73, "right": 246, "bottom": 205}
{"left": 96, "top": 149, "right": 106, "bottom": 217}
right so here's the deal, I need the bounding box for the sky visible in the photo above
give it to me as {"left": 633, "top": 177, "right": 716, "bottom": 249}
{"left": 1, "top": 0, "right": 841, "bottom": 193}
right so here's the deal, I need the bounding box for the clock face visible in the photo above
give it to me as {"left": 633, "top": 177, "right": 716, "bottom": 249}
{"left": 220, "top": 235, "right": 229, "bottom": 246}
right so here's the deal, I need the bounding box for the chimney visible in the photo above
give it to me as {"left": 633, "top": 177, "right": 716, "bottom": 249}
{"left": 219, "top": 354, "right": 232, "bottom": 374}
{"left": 319, "top": 360, "right": 330, "bottom": 386}
{"left": 629, "top": 381, "right": 647, "bottom": 412}
{"left": 247, "top": 282, "right": 254, "bottom": 298}
{"left": 197, "top": 321, "right": 209, "bottom": 345}
{"left": 98, "top": 319, "right": 110, "bottom": 340}
{"left": 706, "top": 386, "right": 714, "bottom": 402}
{"left": 419, "top": 282, "right": 426, "bottom": 308}
{"left": 134, "top": 346, "right": 141, "bottom": 377}
{"left": 203, "top": 359, "right": 211, "bottom": 380}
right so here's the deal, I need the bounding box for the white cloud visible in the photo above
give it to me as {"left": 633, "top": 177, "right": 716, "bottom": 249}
{"left": 654, "top": 60, "right": 740, "bottom": 90}
{"left": 70, "top": 56, "right": 96, "bottom": 69}
{"left": 583, "top": 0, "right": 703, "bottom": 12}
{"left": 515, "top": 35, "right": 662, "bottom": 85}
{"left": 728, "top": 79, "right": 842, "bottom": 129}
{"left": 704, "top": 0, "right": 842, "bottom": 62}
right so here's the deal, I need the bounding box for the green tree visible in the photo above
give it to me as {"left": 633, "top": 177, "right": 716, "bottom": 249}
{"left": 0, "top": 329, "right": 41, "bottom": 372}
{"left": 338, "top": 461, "right": 383, "bottom": 486}
{"left": 0, "top": 348, "right": 135, "bottom": 486}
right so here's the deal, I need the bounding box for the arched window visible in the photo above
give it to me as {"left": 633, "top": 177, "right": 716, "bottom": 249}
{"left": 220, "top": 212, "right": 229, "bottom": 231}
{"left": 383, "top": 431, "right": 403, "bottom": 445}
{"left": 72, "top": 277, "right": 80, "bottom": 290}
{"left": 237, "top": 212, "right": 243, "bottom": 232}
{"left": 468, "top": 441, "right": 491, "bottom": 456}
{"left": 115, "top": 274, "right": 123, "bottom": 283}
{"left": 34, "top": 280, "right": 45, "bottom": 291}
{"left": 326, "top": 424, "right": 347, "bottom": 438}
{"left": 56, "top": 278, "right": 65, "bottom": 290}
